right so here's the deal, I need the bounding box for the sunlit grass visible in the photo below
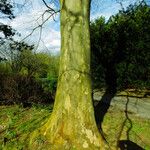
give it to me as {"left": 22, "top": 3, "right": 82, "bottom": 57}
{"left": 102, "top": 106, "right": 150, "bottom": 149}
{"left": 0, "top": 104, "right": 52, "bottom": 150}
{"left": 0, "top": 104, "right": 149, "bottom": 149}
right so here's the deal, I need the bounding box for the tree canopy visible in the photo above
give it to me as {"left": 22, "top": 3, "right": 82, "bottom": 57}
{"left": 91, "top": 1, "right": 150, "bottom": 90}
{"left": 0, "top": 0, "right": 15, "bottom": 38}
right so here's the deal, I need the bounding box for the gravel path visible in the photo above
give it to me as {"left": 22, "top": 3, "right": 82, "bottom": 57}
{"left": 93, "top": 91, "right": 150, "bottom": 119}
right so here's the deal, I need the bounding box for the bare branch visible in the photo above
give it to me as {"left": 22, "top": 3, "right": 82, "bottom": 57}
{"left": 21, "top": 10, "right": 58, "bottom": 42}
{"left": 14, "top": 0, "right": 60, "bottom": 52}
{"left": 34, "top": 22, "right": 43, "bottom": 52}
{"left": 42, "top": 0, "right": 60, "bottom": 13}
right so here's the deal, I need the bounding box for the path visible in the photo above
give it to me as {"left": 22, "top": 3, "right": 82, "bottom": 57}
{"left": 93, "top": 90, "right": 150, "bottom": 119}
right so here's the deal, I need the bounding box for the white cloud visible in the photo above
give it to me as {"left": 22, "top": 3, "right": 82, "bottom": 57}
{"left": 38, "top": 29, "right": 60, "bottom": 53}
{"left": 0, "top": 32, "right": 5, "bottom": 38}
{"left": 91, "top": 12, "right": 113, "bottom": 21}
{"left": 1, "top": 0, "right": 142, "bottom": 54}
{"left": 9, "top": 0, "right": 60, "bottom": 53}
{"left": 90, "top": 0, "right": 142, "bottom": 21}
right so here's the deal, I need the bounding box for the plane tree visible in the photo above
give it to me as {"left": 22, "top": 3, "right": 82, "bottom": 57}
{"left": 29, "top": 0, "right": 108, "bottom": 149}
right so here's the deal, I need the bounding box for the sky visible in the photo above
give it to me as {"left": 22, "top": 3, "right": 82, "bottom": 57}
{"left": 0, "top": 0, "right": 145, "bottom": 53}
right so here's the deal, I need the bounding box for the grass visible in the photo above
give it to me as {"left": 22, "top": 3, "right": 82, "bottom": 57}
{"left": 0, "top": 104, "right": 52, "bottom": 150}
{"left": 102, "top": 106, "right": 150, "bottom": 149}
{"left": 0, "top": 104, "right": 150, "bottom": 150}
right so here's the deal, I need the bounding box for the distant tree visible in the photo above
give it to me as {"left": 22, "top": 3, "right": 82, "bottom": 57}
{"left": 19, "top": 50, "right": 49, "bottom": 78}
{"left": 8, "top": 41, "right": 34, "bottom": 73}
{"left": 91, "top": 0, "right": 150, "bottom": 90}
{"left": 0, "top": 0, "right": 16, "bottom": 61}
{"left": 0, "top": 0, "right": 15, "bottom": 38}
{"left": 0, "top": 0, "right": 14, "bottom": 19}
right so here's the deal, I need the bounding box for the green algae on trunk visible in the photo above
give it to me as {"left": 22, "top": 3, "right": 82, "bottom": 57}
{"left": 29, "top": 0, "right": 107, "bottom": 149}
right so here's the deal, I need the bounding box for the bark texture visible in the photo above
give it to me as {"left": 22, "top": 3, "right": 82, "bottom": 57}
{"left": 29, "top": 0, "right": 106, "bottom": 149}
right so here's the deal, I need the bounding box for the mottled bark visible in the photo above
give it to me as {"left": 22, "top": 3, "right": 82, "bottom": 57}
{"left": 29, "top": 0, "right": 106, "bottom": 149}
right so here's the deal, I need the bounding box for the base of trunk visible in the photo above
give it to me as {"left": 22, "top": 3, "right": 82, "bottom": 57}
{"left": 29, "top": 108, "right": 109, "bottom": 150}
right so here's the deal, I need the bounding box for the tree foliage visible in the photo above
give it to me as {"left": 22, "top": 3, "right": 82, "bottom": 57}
{"left": 91, "top": 1, "right": 150, "bottom": 90}
{"left": 0, "top": 0, "right": 14, "bottom": 19}
{"left": 0, "top": 0, "right": 16, "bottom": 63}
{"left": 0, "top": 0, "right": 15, "bottom": 38}
{"left": 0, "top": 40, "right": 59, "bottom": 105}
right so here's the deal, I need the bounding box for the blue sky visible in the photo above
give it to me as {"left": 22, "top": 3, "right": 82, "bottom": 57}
{"left": 0, "top": 0, "right": 145, "bottom": 53}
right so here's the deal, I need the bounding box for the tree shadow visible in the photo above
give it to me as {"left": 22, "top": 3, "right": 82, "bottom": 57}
{"left": 116, "top": 94, "right": 145, "bottom": 150}
{"left": 94, "top": 63, "right": 117, "bottom": 136}
{"left": 94, "top": 81, "right": 146, "bottom": 149}
{"left": 94, "top": 89, "right": 116, "bottom": 143}
{"left": 118, "top": 140, "right": 144, "bottom": 150}
{"left": 117, "top": 95, "right": 132, "bottom": 141}
{"left": 93, "top": 53, "right": 131, "bottom": 132}
{"left": 94, "top": 88, "right": 116, "bottom": 130}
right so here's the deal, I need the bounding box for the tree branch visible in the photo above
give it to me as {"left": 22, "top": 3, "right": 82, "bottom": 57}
{"left": 42, "top": 0, "right": 60, "bottom": 13}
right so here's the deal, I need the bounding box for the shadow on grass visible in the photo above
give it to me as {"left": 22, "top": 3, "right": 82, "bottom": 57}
{"left": 94, "top": 63, "right": 117, "bottom": 133}
{"left": 116, "top": 94, "right": 145, "bottom": 150}
{"left": 94, "top": 84, "right": 146, "bottom": 149}
{"left": 118, "top": 140, "right": 144, "bottom": 150}
{"left": 94, "top": 89, "right": 116, "bottom": 131}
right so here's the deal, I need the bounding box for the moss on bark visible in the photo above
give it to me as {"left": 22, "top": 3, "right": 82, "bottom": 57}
{"left": 29, "top": 0, "right": 108, "bottom": 149}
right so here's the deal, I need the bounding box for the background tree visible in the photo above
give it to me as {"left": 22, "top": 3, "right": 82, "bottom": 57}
{"left": 0, "top": 1, "right": 59, "bottom": 106}
{"left": 91, "top": 0, "right": 150, "bottom": 130}
{"left": 0, "top": 40, "right": 58, "bottom": 105}
{"left": 91, "top": 0, "right": 150, "bottom": 91}
{"left": 0, "top": 0, "right": 15, "bottom": 38}
{"left": 0, "top": 0, "right": 16, "bottom": 62}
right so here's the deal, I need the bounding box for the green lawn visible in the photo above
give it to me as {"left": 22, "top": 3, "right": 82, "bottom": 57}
{"left": 0, "top": 104, "right": 150, "bottom": 150}
{"left": 102, "top": 106, "right": 150, "bottom": 149}
{"left": 0, "top": 105, "right": 52, "bottom": 150}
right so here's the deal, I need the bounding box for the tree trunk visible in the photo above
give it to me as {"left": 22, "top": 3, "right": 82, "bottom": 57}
{"left": 30, "top": 0, "right": 106, "bottom": 149}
